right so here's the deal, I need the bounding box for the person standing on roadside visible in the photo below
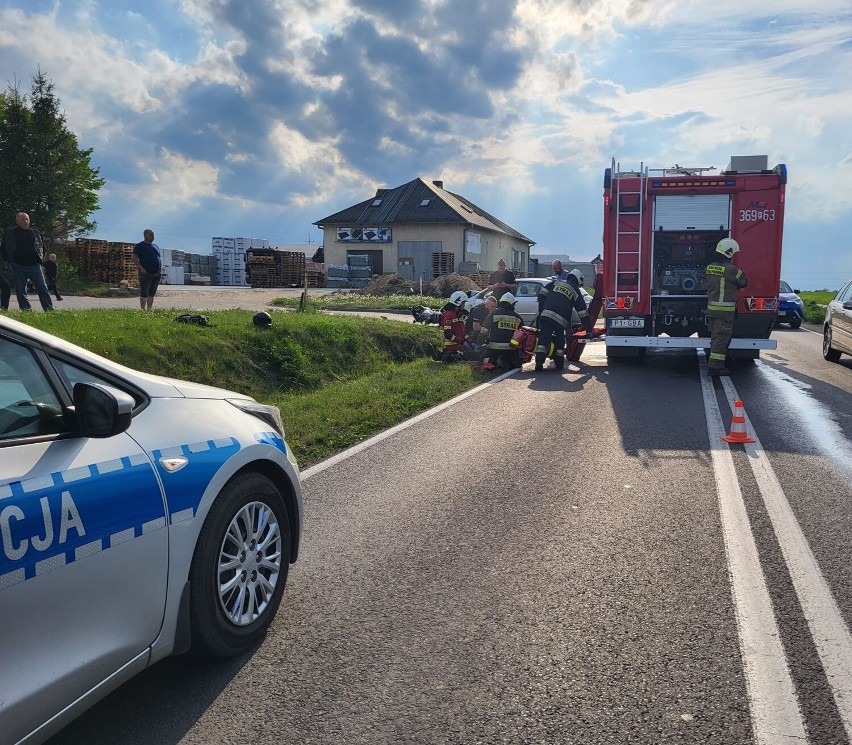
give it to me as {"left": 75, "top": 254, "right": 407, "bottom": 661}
{"left": 132, "top": 229, "right": 162, "bottom": 310}
{"left": 486, "top": 258, "right": 517, "bottom": 300}
{"left": 43, "top": 253, "right": 63, "bottom": 301}
{"left": 1, "top": 212, "right": 53, "bottom": 311}
{"left": 0, "top": 264, "right": 11, "bottom": 310}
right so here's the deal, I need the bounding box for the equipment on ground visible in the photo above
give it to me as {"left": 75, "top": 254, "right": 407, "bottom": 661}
{"left": 601, "top": 155, "right": 786, "bottom": 361}
{"left": 253, "top": 311, "right": 273, "bottom": 328}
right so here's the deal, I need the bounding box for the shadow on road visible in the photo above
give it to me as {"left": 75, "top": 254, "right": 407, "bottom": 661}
{"left": 46, "top": 645, "right": 260, "bottom": 744}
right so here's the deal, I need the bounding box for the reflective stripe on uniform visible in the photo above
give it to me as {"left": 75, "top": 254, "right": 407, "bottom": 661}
{"left": 708, "top": 302, "right": 736, "bottom": 312}
{"left": 540, "top": 309, "right": 569, "bottom": 327}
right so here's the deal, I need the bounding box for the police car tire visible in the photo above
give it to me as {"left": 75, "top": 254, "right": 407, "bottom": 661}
{"left": 189, "top": 472, "right": 291, "bottom": 657}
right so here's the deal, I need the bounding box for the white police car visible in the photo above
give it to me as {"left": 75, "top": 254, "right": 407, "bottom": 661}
{"left": 0, "top": 316, "right": 302, "bottom": 744}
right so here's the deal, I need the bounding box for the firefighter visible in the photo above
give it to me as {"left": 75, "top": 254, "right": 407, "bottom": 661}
{"left": 706, "top": 238, "right": 748, "bottom": 376}
{"left": 535, "top": 263, "right": 594, "bottom": 370}
{"left": 480, "top": 292, "right": 525, "bottom": 369}
{"left": 435, "top": 290, "right": 473, "bottom": 362}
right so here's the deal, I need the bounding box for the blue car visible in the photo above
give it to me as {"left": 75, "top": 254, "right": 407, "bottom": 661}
{"left": 777, "top": 280, "right": 804, "bottom": 328}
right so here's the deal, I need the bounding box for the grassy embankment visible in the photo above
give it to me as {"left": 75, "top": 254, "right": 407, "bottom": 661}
{"left": 799, "top": 291, "right": 836, "bottom": 324}
{"left": 14, "top": 309, "right": 492, "bottom": 466}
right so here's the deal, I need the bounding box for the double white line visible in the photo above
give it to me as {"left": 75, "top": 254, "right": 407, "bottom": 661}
{"left": 700, "top": 357, "right": 852, "bottom": 743}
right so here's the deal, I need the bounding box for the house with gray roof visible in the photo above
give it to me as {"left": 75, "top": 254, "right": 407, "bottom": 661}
{"left": 314, "top": 178, "right": 535, "bottom": 281}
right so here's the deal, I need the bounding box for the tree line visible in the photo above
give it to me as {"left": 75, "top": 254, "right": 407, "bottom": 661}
{"left": 0, "top": 70, "right": 103, "bottom": 247}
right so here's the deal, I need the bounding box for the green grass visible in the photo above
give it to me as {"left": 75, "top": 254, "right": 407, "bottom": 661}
{"left": 10, "top": 309, "right": 493, "bottom": 466}
{"left": 799, "top": 290, "right": 838, "bottom": 324}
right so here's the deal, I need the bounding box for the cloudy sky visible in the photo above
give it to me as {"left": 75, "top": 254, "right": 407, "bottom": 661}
{"left": 1, "top": 0, "right": 850, "bottom": 289}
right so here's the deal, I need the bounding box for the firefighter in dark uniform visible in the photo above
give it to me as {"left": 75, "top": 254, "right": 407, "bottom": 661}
{"left": 480, "top": 292, "right": 525, "bottom": 369}
{"left": 435, "top": 290, "right": 473, "bottom": 362}
{"left": 706, "top": 238, "right": 748, "bottom": 376}
{"left": 535, "top": 264, "right": 594, "bottom": 370}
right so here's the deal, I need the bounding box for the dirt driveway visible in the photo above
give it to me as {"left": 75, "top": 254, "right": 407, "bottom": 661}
{"left": 28, "top": 286, "right": 411, "bottom": 322}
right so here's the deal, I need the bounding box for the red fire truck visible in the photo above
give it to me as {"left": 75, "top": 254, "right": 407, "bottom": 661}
{"left": 601, "top": 155, "right": 787, "bottom": 360}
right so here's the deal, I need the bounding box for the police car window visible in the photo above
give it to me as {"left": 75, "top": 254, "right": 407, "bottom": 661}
{"left": 0, "top": 338, "right": 66, "bottom": 441}
{"left": 53, "top": 359, "right": 116, "bottom": 391}
{"left": 517, "top": 282, "right": 535, "bottom": 296}
{"left": 838, "top": 283, "right": 852, "bottom": 302}
{"left": 780, "top": 281, "right": 792, "bottom": 293}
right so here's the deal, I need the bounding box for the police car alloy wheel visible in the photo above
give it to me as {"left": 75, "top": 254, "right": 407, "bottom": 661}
{"left": 189, "top": 472, "right": 291, "bottom": 657}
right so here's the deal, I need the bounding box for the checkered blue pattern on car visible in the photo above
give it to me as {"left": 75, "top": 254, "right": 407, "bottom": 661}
{"left": 0, "top": 437, "right": 242, "bottom": 590}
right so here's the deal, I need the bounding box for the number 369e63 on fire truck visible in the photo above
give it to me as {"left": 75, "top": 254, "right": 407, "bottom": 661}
{"left": 601, "top": 154, "right": 787, "bottom": 360}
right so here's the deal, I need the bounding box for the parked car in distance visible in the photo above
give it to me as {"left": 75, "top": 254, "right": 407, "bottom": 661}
{"left": 0, "top": 315, "right": 303, "bottom": 745}
{"left": 823, "top": 279, "right": 852, "bottom": 362}
{"left": 465, "top": 278, "right": 592, "bottom": 326}
{"left": 777, "top": 280, "right": 805, "bottom": 328}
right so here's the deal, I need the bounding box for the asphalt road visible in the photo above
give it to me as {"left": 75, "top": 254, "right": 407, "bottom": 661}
{"left": 48, "top": 324, "right": 852, "bottom": 745}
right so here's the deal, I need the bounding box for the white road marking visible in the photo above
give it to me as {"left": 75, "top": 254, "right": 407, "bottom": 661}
{"left": 302, "top": 368, "right": 520, "bottom": 481}
{"left": 699, "top": 357, "right": 807, "bottom": 742}
{"left": 720, "top": 375, "right": 852, "bottom": 740}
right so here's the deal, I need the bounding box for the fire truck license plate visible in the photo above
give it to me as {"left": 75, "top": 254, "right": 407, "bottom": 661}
{"left": 609, "top": 318, "right": 644, "bottom": 328}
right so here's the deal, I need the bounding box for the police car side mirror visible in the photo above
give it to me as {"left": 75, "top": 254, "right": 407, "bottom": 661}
{"left": 73, "top": 382, "right": 134, "bottom": 438}
{"left": 843, "top": 301, "right": 852, "bottom": 311}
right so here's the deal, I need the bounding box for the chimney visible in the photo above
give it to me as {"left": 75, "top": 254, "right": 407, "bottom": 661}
{"left": 432, "top": 180, "right": 444, "bottom": 189}
{"left": 375, "top": 188, "right": 388, "bottom": 197}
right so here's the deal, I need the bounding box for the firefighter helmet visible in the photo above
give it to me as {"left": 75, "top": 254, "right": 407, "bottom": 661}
{"left": 568, "top": 268, "right": 585, "bottom": 286}
{"left": 716, "top": 238, "right": 740, "bottom": 259}
{"left": 499, "top": 292, "right": 516, "bottom": 305}
{"left": 253, "top": 311, "right": 272, "bottom": 328}
{"left": 449, "top": 290, "right": 468, "bottom": 306}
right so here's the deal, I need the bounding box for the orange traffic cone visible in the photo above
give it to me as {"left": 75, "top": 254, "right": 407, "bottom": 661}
{"left": 722, "top": 400, "right": 756, "bottom": 444}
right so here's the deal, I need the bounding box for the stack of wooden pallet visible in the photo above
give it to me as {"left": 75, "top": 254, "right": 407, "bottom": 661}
{"left": 246, "top": 251, "right": 306, "bottom": 288}
{"left": 278, "top": 251, "right": 305, "bottom": 286}
{"left": 71, "top": 239, "right": 137, "bottom": 285}
{"left": 431, "top": 252, "right": 455, "bottom": 278}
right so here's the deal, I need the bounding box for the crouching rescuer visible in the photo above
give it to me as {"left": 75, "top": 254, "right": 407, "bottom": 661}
{"left": 479, "top": 292, "right": 524, "bottom": 369}
{"left": 433, "top": 290, "right": 475, "bottom": 362}
{"left": 706, "top": 238, "right": 748, "bottom": 377}
{"left": 536, "top": 265, "right": 594, "bottom": 371}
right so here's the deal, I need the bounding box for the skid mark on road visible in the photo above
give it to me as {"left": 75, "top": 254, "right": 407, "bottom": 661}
{"left": 720, "top": 376, "right": 852, "bottom": 741}
{"left": 698, "top": 359, "right": 807, "bottom": 743}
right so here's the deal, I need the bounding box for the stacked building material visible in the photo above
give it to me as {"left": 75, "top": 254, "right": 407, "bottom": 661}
{"left": 431, "top": 252, "right": 455, "bottom": 278}
{"left": 70, "top": 239, "right": 137, "bottom": 285}
{"left": 245, "top": 249, "right": 306, "bottom": 288}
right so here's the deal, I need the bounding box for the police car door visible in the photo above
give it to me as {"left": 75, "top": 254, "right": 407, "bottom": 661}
{"left": 0, "top": 334, "right": 168, "bottom": 741}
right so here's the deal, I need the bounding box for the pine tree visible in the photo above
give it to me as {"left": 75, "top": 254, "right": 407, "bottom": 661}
{"left": 0, "top": 70, "right": 104, "bottom": 246}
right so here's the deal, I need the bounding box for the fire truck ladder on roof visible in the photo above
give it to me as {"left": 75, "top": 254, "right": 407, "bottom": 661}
{"left": 610, "top": 159, "right": 647, "bottom": 307}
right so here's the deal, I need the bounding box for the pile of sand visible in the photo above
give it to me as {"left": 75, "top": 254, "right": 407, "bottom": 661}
{"left": 359, "top": 272, "right": 483, "bottom": 298}
{"left": 424, "top": 273, "right": 482, "bottom": 297}
{"left": 360, "top": 273, "right": 418, "bottom": 296}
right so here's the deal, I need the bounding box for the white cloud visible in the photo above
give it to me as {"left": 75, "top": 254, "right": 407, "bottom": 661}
{"left": 127, "top": 149, "right": 219, "bottom": 209}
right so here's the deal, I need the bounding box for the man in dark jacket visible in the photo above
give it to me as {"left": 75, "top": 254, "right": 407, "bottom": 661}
{"left": 479, "top": 292, "right": 525, "bottom": 369}
{"left": 0, "top": 266, "right": 10, "bottom": 310}
{"left": 535, "top": 261, "right": 593, "bottom": 370}
{"left": 706, "top": 238, "right": 748, "bottom": 376}
{"left": 43, "top": 253, "right": 62, "bottom": 301}
{"left": 1, "top": 212, "right": 53, "bottom": 311}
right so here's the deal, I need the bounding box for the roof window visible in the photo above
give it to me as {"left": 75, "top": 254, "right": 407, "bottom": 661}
{"left": 420, "top": 199, "right": 431, "bottom": 207}
{"left": 372, "top": 199, "right": 382, "bottom": 206}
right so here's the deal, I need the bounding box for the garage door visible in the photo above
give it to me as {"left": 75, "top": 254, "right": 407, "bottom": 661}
{"left": 653, "top": 195, "right": 731, "bottom": 231}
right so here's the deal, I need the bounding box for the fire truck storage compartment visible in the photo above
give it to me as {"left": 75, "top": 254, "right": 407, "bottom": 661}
{"left": 648, "top": 194, "right": 731, "bottom": 337}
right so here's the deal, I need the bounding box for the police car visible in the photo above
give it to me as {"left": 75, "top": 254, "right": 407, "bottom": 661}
{"left": 0, "top": 316, "right": 303, "bottom": 745}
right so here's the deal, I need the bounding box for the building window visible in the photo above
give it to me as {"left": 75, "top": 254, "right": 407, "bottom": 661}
{"left": 372, "top": 199, "right": 382, "bottom": 206}
{"left": 419, "top": 199, "right": 430, "bottom": 207}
